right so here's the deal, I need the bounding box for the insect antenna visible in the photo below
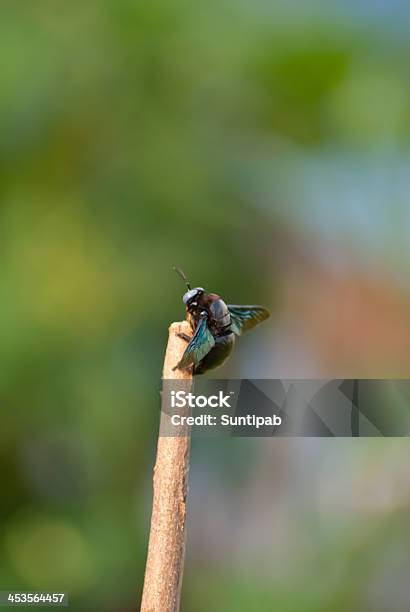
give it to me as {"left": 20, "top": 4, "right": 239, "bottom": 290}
{"left": 173, "top": 266, "right": 191, "bottom": 290}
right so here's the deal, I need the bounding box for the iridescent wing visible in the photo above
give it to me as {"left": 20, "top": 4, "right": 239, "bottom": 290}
{"left": 228, "top": 305, "right": 270, "bottom": 336}
{"left": 174, "top": 314, "right": 215, "bottom": 370}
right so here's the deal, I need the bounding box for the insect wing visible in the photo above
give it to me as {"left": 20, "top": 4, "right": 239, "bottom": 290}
{"left": 176, "top": 316, "right": 215, "bottom": 369}
{"left": 228, "top": 305, "right": 270, "bottom": 336}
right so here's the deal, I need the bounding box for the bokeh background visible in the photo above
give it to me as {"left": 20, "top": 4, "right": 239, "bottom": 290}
{"left": 1, "top": 1, "right": 410, "bottom": 610}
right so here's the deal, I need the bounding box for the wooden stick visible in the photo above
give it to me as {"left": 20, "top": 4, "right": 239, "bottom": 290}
{"left": 141, "top": 321, "right": 193, "bottom": 612}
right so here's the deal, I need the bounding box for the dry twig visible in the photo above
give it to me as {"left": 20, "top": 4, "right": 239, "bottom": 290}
{"left": 141, "top": 320, "right": 193, "bottom": 612}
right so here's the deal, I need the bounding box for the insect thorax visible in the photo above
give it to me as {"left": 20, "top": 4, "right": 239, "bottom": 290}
{"left": 209, "top": 298, "right": 231, "bottom": 333}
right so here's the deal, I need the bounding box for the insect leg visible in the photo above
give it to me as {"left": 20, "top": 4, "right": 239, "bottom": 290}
{"left": 176, "top": 332, "right": 191, "bottom": 342}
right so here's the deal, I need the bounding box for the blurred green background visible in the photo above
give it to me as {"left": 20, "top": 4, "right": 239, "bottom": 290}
{"left": 1, "top": 1, "right": 410, "bottom": 610}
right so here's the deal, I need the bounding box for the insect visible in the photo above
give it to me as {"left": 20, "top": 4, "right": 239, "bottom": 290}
{"left": 173, "top": 267, "right": 270, "bottom": 375}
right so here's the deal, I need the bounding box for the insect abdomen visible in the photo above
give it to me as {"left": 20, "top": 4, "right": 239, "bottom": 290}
{"left": 194, "top": 333, "right": 235, "bottom": 374}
